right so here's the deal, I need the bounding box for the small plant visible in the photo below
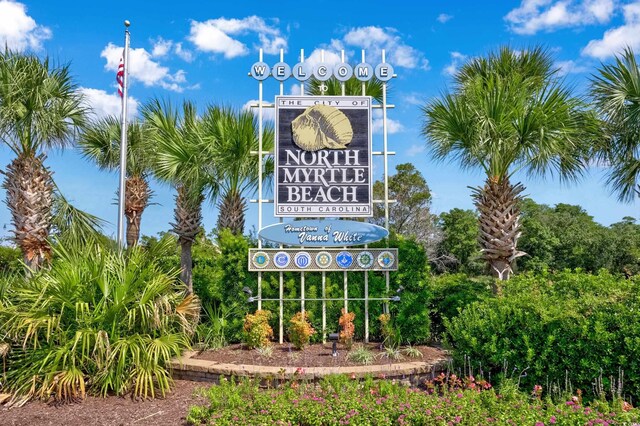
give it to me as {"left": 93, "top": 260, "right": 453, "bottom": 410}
{"left": 403, "top": 344, "right": 423, "bottom": 358}
{"left": 255, "top": 345, "right": 274, "bottom": 358}
{"left": 382, "top": 346, "right": 404, "bottom": 361}
{"left": 243, "top": 310, "right": 273, "bottom": 349}
{"left": 347, "top": 344, "right": 375, "bottom": 365}
{"left": 338, "top": 309, "right": 355, "bottom": 349}
{"left": 378, "top": 313, "right": 399, "bottom": 348}
{"left": 288, "top": 311, "right": 315, "bottom": 350}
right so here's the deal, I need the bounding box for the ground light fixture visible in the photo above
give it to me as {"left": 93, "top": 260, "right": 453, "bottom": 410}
{"left": 328, "top": 333, "right": 339, "bottom": 357}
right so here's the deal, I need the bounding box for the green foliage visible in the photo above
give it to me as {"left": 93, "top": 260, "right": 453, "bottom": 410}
{"left": 0, "top": 237, "right": 199, "bottom": 402}
{"left": 438, "top": 208, "right": 483, "bottom": 273}
{"left": 427, "top": 273, "right": 493, "bottom": 339}
{"left": 590, "top": 47, "right": 640, "bottom": 203}
{"left": 187, "top": 376, "right": 640, "bottom": 425}
{"left": 0, "top": 245, "right": 20, "bottom": 275}
{"left": 444, "top": 270, "right": 640, "bottom": 401}
{"left": 346, "top": 345, "right": 375, "bottom": 365}
{"left": 372, "top": 163, "right": 437, "bottom": 247}
{"left": 518, "top": 198, "right": 640, "bottom": 274}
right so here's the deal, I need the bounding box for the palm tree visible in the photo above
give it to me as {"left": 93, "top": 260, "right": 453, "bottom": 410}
{"left": 79, "top": 117, "right": 153, "bottom": 247}
{"left": 0, "top": 50, "right": 88, "bottom": 270}
{"left": 422, "top": 46, "right": 593, "bottom": 282}
{"left": 590, "top": 48, "right": 640, "bottom": 202}
{"left": 143, "top": 99, "right": 212, "bottom": 293}
{"left": 202, "top": 106, "right": 273, "bottom": 235}
{"left": 307, "top": 75, "right": 384, "bottom": 101}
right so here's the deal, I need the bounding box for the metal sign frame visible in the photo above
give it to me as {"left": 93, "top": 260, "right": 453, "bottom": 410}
{"left": 249, "top": 48, "right": 395, "bottom": 344}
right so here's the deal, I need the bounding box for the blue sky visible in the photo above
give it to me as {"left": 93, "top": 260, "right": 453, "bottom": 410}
{"left": 1, "top": 0, "right": 639, "bottom": 239}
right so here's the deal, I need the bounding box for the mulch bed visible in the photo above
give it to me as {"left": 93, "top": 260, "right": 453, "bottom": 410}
{"left": 0, "top": 380, "right": 207, "bottom": 426}
{"left": 193, "top": 342, "right": 446, "bottom": 367}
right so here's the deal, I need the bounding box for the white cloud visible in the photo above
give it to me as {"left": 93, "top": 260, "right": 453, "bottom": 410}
{"left": 407, "top": 144, "right": 426, "bottom": 156}
{"left": 437, "top": 13, "right": 453, "bottom": 23}
{"left": 101, "top": 43, "right": 188, "bottom": 92}
{"left": 303, "top": 48, "right": 342, "bottom": 69}
{"left": 555, "top": 59, "right": 589, "bottom": 75}
{"left": 402, "top": 93, "right": 424, "bottom": 106}
{"left": 505, "top": 0, "right": 616, "bottom": 35}
{"left": 342, "top": 26, "right": 430, "bottom": 70}
{"left": 151, "top": 37, "right": 194, "bottom": 62}
{"left": 80, "top": 87, "right": 138, "bottom": 120}
{"left": 242, "top": 99, "right": 275, "bottom": 122}
{"left": 443, "top": 51, "right": 467, "bottom": 76}
{"left": 372, "top": 109, "right": 404, "bottom": 134}
{"left": 582, "top": 1, "right": 640, "bottom": 59}
{"left": 0, "top": 0, "right": 51, "bottom": 51}
{"left": 188, "top": 16, "right": 287, "bottom": 58}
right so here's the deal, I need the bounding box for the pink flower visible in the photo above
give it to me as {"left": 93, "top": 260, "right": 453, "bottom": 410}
{"left": 549, "top": 416, "right": 557, "bottom": 424}
{"left": 535, "top": 422, "right": 544, "bottom": 426}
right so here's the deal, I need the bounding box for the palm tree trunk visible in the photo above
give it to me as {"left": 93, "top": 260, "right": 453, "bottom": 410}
{"left": 216, "top": 190, "right": 246, "bottom": 235}
{"left": 471, "top": 175, "right": 526, "bottom": 284}
{"left": 3, "top": 153, "right": 53, "bottom": 271}
{"left": 172, "top": 185, "right": 203, "bottom": 293}
{"left": 124, "top": 174, "right": 150, "bottom": 247}
{"left": 179, "top": 239, "right": 193, "bottom": 290}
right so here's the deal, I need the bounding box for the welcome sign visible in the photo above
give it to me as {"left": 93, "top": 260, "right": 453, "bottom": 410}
{"left": 275, "top": 96, "right": 372, "bottom": 217}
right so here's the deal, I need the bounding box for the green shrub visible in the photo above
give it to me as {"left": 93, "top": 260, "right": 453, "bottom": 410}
{"left": 186, "top": 376, "right": 640, "bottom": 425}
{"left": 444, "top": 270, "right": 640, "bottom": 401}
{"left": 0, "top": 237, "right": 199, "bottom": 402}
{"left": 427, "top": 273, "right": 492, "bottom": 339}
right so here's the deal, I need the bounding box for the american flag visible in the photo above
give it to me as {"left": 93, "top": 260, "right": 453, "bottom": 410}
{"left": 116, "top": 53, "right": 125, "bottom": 98}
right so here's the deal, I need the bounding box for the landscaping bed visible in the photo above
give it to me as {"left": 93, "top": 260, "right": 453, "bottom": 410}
{"left": 192, "top": 343, "right": 446, "bottom": 367}
{"left": 0, "top": 380, "right": 205, "bottom": 426}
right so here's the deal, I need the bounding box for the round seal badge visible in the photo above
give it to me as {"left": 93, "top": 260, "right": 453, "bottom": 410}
{"left": 377, "top": 251, "right": 395, "bottom": 269}
{"left": 356, "top": 251, "right": 374, "bottom": 269}
{"left": 252, "top": 251, "right": 270, "bottom": 269}
{"left": 336, "top": 251, "right": 354, "bottom": 269}
{"left": 273, "top": 251, "right": 290, "bottom": 268}
{"left": 315, "top": 251, "right": 332, "bottom": 269}
{"left": 294, "top": 251, "right": 312, "bottom": 269}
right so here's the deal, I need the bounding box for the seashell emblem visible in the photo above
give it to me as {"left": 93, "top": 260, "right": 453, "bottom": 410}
{"left": 291, "top": 104, "right": 353, "bottom": 151}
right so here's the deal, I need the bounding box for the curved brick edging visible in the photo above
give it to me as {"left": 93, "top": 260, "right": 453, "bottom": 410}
{"left": 170, "top": 351, "right": 451, "bottom": 386}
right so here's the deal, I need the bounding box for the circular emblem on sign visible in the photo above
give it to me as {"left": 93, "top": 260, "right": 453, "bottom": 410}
{"left": 313, "top": 62, "right": 332, "bottom": 81}
{"left": 292, "top": 62, "right": 312, "bottom": 81}
{"left": 354, "top": 62, "right": 374, "bottom": 82}
{"left": 333, "top": 63, "right": 353, "bottom": 81}
{"left": 252, "top": 251, "right": 270, "bottom": 268}
{"left": 250, "top": 62, "right": 270, "bottom": 81}
{"left": 357, "top": 251, "right": 374, "bottom": 269}
{"left": 294, "top": 251, "right": 312, "bottom": 269}
{"left": 377, "top": 251, "right": 395, "bottom": 268}
{"left": 336, "top": 251, "right": 354, "bottom": 269}
{"left": 315, "top": 251, "right": 332, "bottom": 268}
{"left": 375, "top": 63, "right": 394, "bottom": 82}
{"left": 274, "top": 251, "right": 291, "bottom": 268}
{"left": 271, "top": 62, "right": 291, "bottom": 81}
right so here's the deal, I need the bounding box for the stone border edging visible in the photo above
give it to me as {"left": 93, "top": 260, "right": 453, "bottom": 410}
{"left": 170, "top": 351, "right": 451, "bottom": 386}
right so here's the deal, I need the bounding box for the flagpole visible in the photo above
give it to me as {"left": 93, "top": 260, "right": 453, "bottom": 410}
{"left": 117, "top": 20, "right": 130, "bottom": 248}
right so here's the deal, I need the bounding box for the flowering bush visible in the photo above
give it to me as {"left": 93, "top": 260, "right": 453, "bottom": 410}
{"left": 339, "top": 309, "right": 355, "bottom": 348}
{"left": 288, "top": 311, "right": 315, "bottom": 350}
{"left": 243, "top": 310, "right": 273, "bottom": 349}
{"left": 187, "top": 376, "right": 640, "bottom": 425}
